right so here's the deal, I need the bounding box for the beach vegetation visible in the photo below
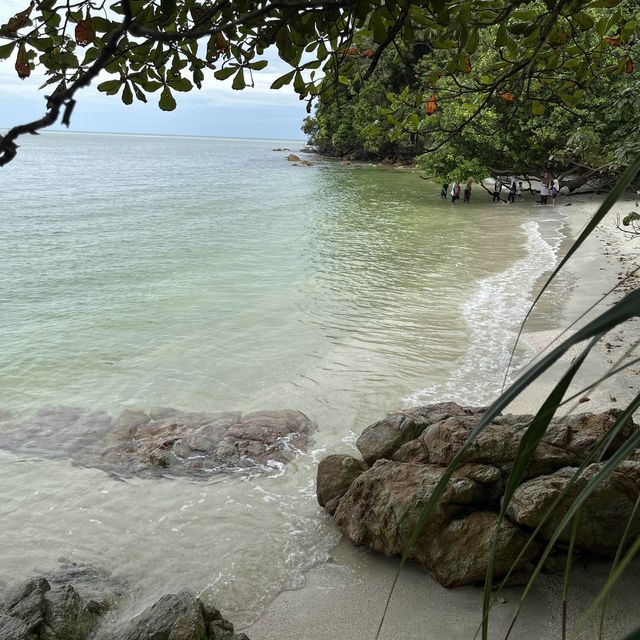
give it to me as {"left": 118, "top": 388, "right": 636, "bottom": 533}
{"left": 0, "top": 0, "right": 639, "bottom": 174}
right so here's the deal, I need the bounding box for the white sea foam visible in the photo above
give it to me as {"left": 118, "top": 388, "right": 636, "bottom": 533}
{"left": 406, "top": 217, "right": 563, "bottom": 407}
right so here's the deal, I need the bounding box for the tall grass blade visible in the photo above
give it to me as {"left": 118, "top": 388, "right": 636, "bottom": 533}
{"left": 598, "top": 495, "right": 640, "bottom": 639}
{"left": 481, "top": 338, "right": 595, "bottom": 640}
{"left": 570, "top": 531, "right": 640, "bottom": 639}
{"left": 504, "top": 393, "right": 640, "bottom": 635}
{"left": 561, "top": 512, "right": 581, "bottom": 640}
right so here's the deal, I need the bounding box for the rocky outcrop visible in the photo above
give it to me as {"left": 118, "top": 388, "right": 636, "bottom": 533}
{"left": 318, "top": 402, "right": 639, "bottom": 587}
{"left": 0, "top": 571, "right": 249, "bottom": 640}
{"left": 508, "top": 461, "right": 640, "bottom": 554}
{"left": 114, "top": 592, "right": 248, "bottom": 640}
{"left": 356, "top": 402, "right": 487, "bottom": 464}
{"left": 0, "top": 577, "right": 107, "bottom": 640}
{"left": 286, "top": 154, "right": 300, "bottom": 162}
{"left": 0, "top": 406, "right": 314, "bottom": 477}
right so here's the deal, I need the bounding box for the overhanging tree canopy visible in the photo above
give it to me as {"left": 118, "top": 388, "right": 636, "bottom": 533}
{"left": 0, "top": 0, "right": 637, "bottom": 166}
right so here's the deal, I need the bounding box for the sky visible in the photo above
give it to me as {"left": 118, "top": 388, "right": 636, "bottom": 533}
{"left": 0, "top": 1, "right": 310, "bottom": 141}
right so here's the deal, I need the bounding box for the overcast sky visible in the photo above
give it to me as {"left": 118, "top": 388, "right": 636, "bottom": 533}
{"left": 0, "top": 2, "right": 310, "bottom": 141}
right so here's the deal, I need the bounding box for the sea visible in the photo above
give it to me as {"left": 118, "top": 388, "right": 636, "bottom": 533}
{"left": 0, "top": 132, "right": 572, "bottom": 626}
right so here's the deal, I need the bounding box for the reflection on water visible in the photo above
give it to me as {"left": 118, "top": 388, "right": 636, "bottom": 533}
{"left": 0, "top": 133, "right": 568, "bottom": 624}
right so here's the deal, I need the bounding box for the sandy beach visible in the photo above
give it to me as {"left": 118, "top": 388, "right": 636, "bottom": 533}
{"left": 245, "top": 197, "right": 640, "bottom": 640}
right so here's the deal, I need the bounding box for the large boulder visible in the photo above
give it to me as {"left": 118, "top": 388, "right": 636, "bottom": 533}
{"left": 355, "top": 402, "right": 487, "bottom": 465}
{"left": 319, "top": 404, "right": 639, "bottom": 587}
{"left": 0, "top": 407, "right": 314, "bottom": 477}
{"left": 393, "top": 409, "right": 635, "bottom": 478}
{"left": 0, "top": 577, "right": 106, "bottom": 640}
{"left": 332, "top": 459, "right": 533, "bottom": 586}
{"left": 507, "top": 461, "right": 640, "bottom": 555}
{"left": 115, "top": 592, "right": 249, "bottom": 640}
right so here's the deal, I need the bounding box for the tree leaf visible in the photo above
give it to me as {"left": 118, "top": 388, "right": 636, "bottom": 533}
{"left": 159, "top": 85, "right": 176, "bottom": 111}
{"left": 213, "top": 65, "right": 237, "bottom": 81}
{"left": 270, "top": 69, "right": 295, "bottom": 89}
{"left": 231, "top": 67, "right": 246, "bottom": 90}
{"left": 121, "top": 82, "right": 133, "bottom": 105}
{"left": 97, "top": 78, "right": 121, "bottom": 95}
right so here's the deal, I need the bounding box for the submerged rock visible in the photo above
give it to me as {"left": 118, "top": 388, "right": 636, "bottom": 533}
{"left": 0, "top": 406, "right": 314, "bottom": 477}
{"left": 318, "top": 403, "right": 639, "bottom": 587}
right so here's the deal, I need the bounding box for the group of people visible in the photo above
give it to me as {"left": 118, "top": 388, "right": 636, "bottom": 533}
{"left": 442, "top": 173, "right": 560, "bottom": 205}
{"left": 492, "top": 177, "right": 523, "bottom": 203}
{"left": 442, "top": 178, "right": 474, "bottom": 203}
{"left": 539, "top": 172, "right": 560, "bottom": 205}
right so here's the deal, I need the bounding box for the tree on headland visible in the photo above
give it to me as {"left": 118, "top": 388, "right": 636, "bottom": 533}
{"left": 0, "top": 0, "right": 638, "bottom": 176}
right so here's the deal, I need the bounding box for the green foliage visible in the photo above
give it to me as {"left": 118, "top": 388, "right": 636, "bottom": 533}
{"left": 303, "top": 2, "right": 639, "bottom": 181}
{"left": 1, "top": 0, "right": 638, "bottom": 138}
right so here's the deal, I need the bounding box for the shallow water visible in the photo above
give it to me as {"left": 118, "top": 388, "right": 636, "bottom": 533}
{"left": 0, "top": 132, "right": 569, "bottom": 624}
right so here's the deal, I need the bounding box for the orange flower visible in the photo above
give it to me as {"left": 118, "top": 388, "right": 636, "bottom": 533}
{"left": 498, "top": 92, "right": 515, "bottom": 102}
{"left": 603, "top": 36, "right": 622, "bottom": 46}
{"left": 345, "top": 46, "right": 360, "bottom": 56}
{"left": 361, "top": 49, "right": 375, "bottom": 58}
{"left": 626, "top": 59, "right": 634, "bottom": 73}
{"left": 425, "top": 93, "right": 437, "bottom": 115}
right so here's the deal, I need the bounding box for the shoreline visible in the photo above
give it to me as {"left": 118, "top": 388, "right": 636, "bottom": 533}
{"left": 245, "top": 198, "right": 640, "bottom": 640}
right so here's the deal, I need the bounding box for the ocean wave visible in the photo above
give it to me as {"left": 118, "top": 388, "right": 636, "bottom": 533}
{"left": 406, "top": 217, "right": 562, "bottom": 407}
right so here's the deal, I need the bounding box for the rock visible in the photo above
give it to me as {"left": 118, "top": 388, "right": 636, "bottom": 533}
{"left": 1, "top": 572, "right": 247, "bottom": 640}
{"left": 425, "top": 511, "right": 535, "bottom": 587}
{"left": 0, "top": 407, "right": 314, "bottom": 478}
{"left": 393, "top": 409, "right": 635, "bottom": 478}
{"left": 118, "top": 592, "right": 206, "bottom": 640}
{"left": 299, "top": 146, "right": 315, "bottom": 153}
{"left": 0, "top": 577, "right": 50, "bottom": 635}
{"left": 320, "top": 404, "right": 639, "bottom": 587}
{"left": 356, "top": 402, "right": 487, "bottom": 465}
{"left": 286, "top": 154, "right": 300, "bottom": 162}
{"left": 333, "top": 459, "right": 532, "bottom": 587}
{"left": 316, "top": 454, "right": 367, "bottom": 515}
{"left": 116, "top": 592, "right": 249, "bottom": 640}
{"left": 0, "top": 576, "right": 105, "bottom": 640}
{"left": 507, "top": 461, "right": 640, "bottom": 555}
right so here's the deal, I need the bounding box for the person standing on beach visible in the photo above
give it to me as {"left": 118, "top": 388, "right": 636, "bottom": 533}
{"left": 517, "top": 181, "right": 523, "bottom": 200}
{"left": 463, "top": 178, "right": 473, "bottom": 202}
{"left": 540, "top": 181, "right": 549, "bottom": 205}
{"left": 451, "top": 181, "right": 461, "bottom": 202}
{"left": 441, "top": 182, "right": 449, "bottom": 199}
{"left": 551, "top": 178, "right": 560, "bottom": 206}
{"left": 493, "top": 177, "right": 502, "bottom": 202}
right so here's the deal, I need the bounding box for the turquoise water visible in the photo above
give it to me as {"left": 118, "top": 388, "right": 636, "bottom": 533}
{"left": 0, "top": 132, "right": 568, "bottom": 625}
